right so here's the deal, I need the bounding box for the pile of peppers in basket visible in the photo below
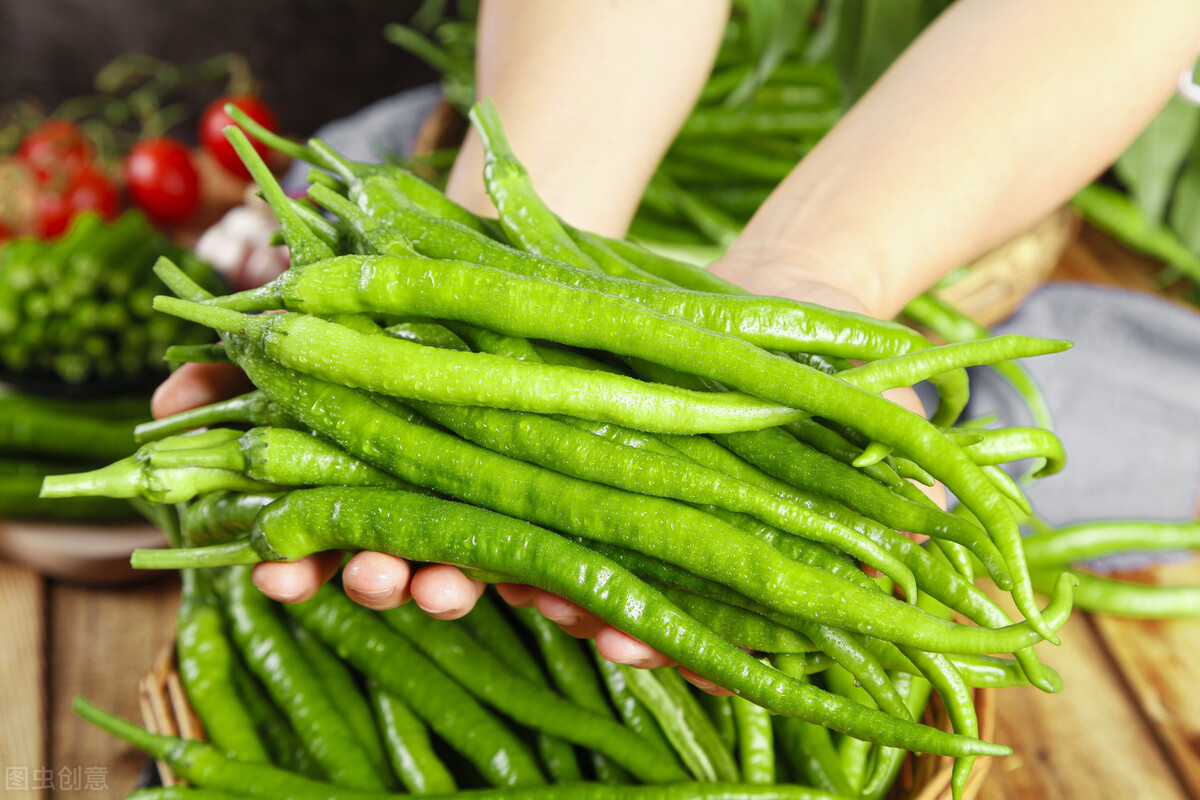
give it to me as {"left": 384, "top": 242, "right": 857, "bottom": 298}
{"left": 51, "top": 101, "right": 1200, "bottom": 800}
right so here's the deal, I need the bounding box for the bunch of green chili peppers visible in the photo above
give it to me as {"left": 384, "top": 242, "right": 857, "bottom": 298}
{"left": 50, "top": 101, "right": 1200, "bottom": 800}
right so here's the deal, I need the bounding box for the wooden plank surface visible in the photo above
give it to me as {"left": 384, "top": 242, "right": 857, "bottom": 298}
{"left": 46, "top": 577, "right": 179, "bottom": 799}
{"left": 978, "top": 587, "right": 1194, "bottom": 800}
{"left": 0, "top": 560, "right": 45, "bottom": 800}
{"left": 1089, "top": 559, "right": 1200, "bottom": 799}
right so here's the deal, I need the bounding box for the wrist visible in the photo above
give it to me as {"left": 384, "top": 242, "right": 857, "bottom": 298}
{"left": 716, "top": 231, "right": 893, "bottom": 319}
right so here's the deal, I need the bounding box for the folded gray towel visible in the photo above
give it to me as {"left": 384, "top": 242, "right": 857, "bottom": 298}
{"left": 967, "top": 284, "right": 1200, "bottom": 537}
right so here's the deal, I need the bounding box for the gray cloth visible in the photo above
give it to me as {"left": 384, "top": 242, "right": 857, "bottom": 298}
{"left": 955, "top": 284, "right": 1200, "bottom": 549}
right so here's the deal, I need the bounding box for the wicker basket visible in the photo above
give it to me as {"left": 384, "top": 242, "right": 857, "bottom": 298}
{"left": 142, "top": 645, "right": 995, "bottom": 798}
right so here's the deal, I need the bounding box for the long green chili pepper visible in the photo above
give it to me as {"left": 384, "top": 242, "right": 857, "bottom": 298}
{"left": 954, "top": 426, "right": 1067, "bottom": 478}
{"left": 81, "top": 695, "right": 857, "bottom": 799}
{"left": 159, "top": 298, "right": 808, "bottom": 435}
{"left": 286, "top": 584, "right": 547, "bottom": 787}
{"left": 217, "top": 565, "right": 390, "bottom": 790}
{"left": 136, "top": 487, "right": 1060, "bottom": 758}
{"left": 618, "top": 665, "right": 741, "bottom": 783}
{"left": 902, "top": 292, "right": 1056, "bottom": 437}
{"left": 182, "top": 491, "right": 279, "bottom": 548}
{"left": 731, "top": 693, "right": 775, "bottom": 784}
{"left": 822, "top": 666, "right": 876, "bottom": 793}
{"left": 511, "top": 607, "right": 632, "bottom": 784}
{"left": 1021, "top": 520, "right": 1200, "bottom": 569}
{"left": 1031, "top": 568, "right": 1200, "bottom": 618}
{"left": 329, "top": 193, "right": 932, "bottom": 361}
{"left": 696, "top": 692, "right": 737, "bottom": 754}
{"left": 859, "top": 672, "right": 933, "bottom": 800}
{"left": 593, "top": 650, "right": 677, "bottom": 759}
{"left": 651, "top": 582, "right": 815, "bottom": 653}
{"left": 368, "top": 682, "right": 458, "bottom": 795}
{"left": 164, "top": 499, "right": 271, "bottom": 766}
{"left": 471, "top": 100, "right": 600, "bottom": 270}
{"left": 285, "top": 618, "right": 394, "bottom": 786}
{"left": 41, "top": 430, "right": 279, "bottom": 503}
{"left": 771, "top": 679, "right": 854, "bottom": 796}
{"left": 224, "top": 652, "right": 322, "bottom": 779}
{"left": 459, "top": 593, "right": 586, "bottom": 783}
{"left": 188, "top": 254, "right": 1052, "bottom": 639}
{"left": 149, "top": 427, "right": 415, "bottom": 490}
{"left": 898, "top": 645, "right": 978, "bottom": 800}
{"left": 380, "top": 602, "right": 682, "bottom": 784}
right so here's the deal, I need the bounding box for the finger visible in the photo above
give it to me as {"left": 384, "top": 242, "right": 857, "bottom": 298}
{"left": 342, "top": 551, "right": 413, "bottom": 610}
{"left": 595, "top": 626, "right": 676, "bottom": 669}
{"left": 531, "top": 593, "right": 605, "bottom": 639}
{"left": 678, "top": 667, "right": 734, "bottom": 696}
{"left": 152, "top": 362, "right": 254, "bottom": 419}
{"left": 252, "top": 551, "right": 342, "bottom": 604}
{"left": 496, "top": 582, "right": 538, "bottom": 608}
{"left": 411, "top": 564, "right": 485, "bottom": 620}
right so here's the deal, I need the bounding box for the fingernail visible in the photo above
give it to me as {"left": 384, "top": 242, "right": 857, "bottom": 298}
{"left": 546, "top": 614, "right": 580, "bottom": 628}
{"left": 416, "top": 601, "right": 455, "bottom": 616}
{"left": 608, "top": 656, "right": 647, "bottom": 667}
{"left": 354, "top": 587, "right": 395, "bottom": 603}
{"left": 271, "top": 588, "right": 303, "bottom": 603}
{"left": 689, "top": 677, "right": 719, "bottom": 692}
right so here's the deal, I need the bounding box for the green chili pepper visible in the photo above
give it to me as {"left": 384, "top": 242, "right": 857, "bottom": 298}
{"left": 136, "top": 487, "right": 1054, "bottom": 759}
{"left": 368, "top": 682, "right": 457, "bottom": 795}
{"left": 618, "top": 665, "right": 740, "bottom": 783}
{"left": 380, "top": 602, "right": 682, "bottom": 784}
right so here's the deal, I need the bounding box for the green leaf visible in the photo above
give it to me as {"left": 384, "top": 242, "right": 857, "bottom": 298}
{"left": 834, "top": 0, "right": 927, "bottom": 105}
{"left": 1113, "top": 94, "right": 1200, "bottom": 225}
{"left": 1168, "top": 130, "right": 1200, "bottom": 255}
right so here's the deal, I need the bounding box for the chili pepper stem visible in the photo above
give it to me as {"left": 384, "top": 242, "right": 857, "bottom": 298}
{"left": 73, "top": 698, "right": 172, "bottom": 761}
{"left": 39, "top": 457, "right": 140, "bottom": 499}
{"left": 200, "top": 286, "right": 280, "bottom": 312}
{"left": 153, "top": 296, "right": 253, "bottom": 332}
{"left": 224, "top": 103, "right": 325, "bottom": 167}
{"left": 164, "top": 343, "right": 232, "bottom": 364}
{"left": 153, "top": 256, "right": 213, "bottom": 302}
{"left": 132, "top": 540, "right": 261, "bottom": 570}
{"left": 148, "top": 441, "right": 245, "bottom": 471}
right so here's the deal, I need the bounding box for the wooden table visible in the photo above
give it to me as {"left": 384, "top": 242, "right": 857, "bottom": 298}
{"left": 1, "top": 223, "right": 1198, "bottom": 799}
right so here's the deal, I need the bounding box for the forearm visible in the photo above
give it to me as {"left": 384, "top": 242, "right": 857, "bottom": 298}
{"left": 445, "top": 0, "right": 729, "bottom": 237}
{"left": 721, "top": 0, "right": 1200, "bottom": 319}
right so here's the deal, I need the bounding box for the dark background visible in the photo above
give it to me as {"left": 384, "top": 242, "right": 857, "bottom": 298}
{"left": 0, "top": 0, "right": 439, "bottom": 140}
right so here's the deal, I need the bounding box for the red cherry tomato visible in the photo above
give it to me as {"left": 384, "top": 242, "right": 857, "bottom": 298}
{"left": 17, "top": 120, "right": 92, "bottom": 184}
{"left": 124, "top": 137, "right": 200, "bottom": 225}
{"left": 199, "top": 94, "right": 279, "bottom": 180}
{"left": 65, "top": 166, "right": 120, "bottom": 221}
{"left": 34, "top": 190, "right": 73, "bottom": 239}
